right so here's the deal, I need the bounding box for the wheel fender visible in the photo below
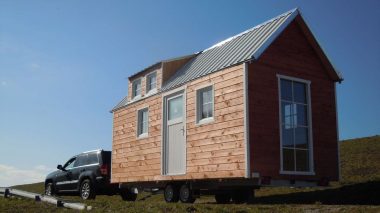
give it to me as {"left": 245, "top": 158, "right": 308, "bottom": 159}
{"left": 77, "top": 172, "right": 96, "bottom": 190}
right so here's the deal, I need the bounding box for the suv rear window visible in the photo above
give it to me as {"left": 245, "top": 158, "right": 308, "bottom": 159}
{"left": 74, "top": 155, "right": 87, "bottom": 167}
{"left": 73, "top": 153, "right": 99, "bottom": 167}
{"left": 87, "top": 153, "right": 99, "bottom": 165}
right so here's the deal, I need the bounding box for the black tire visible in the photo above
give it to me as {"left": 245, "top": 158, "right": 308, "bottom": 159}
{"left": 80, "top": 179, "right": 96, "bottom": 200}
{"left": 231, "top": 190, "right": 246, "bottom": 204}
{"left": 164, "top": 184, "right": 179, "bottom": 203}
{"left": 231, "top": 189, "right": 255, "bottom": 204}
{"left": 120, "top": 188, "right": 137, "bottom": 201}
{"left": 179, "top": 184, "right": 196, "bottom": 203}
{"left": 246, "top": 189, "right": 255, "bottom": 204}
{"left": 45, "top": 182, "right": 54, "bottom": 196}
{"left": 215, "top": 193, "right": 231, "bottom": 204}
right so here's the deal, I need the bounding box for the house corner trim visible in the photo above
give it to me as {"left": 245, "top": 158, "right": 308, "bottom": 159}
{"left": 243, "top": 62, "right": 251, "bottom": 178}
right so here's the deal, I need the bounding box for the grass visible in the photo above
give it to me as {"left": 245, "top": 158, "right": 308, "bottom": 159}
{"left": 340, "top": 135, "right": 380, "bottom": 183}
{"left": 2, "top": 135, "right": 380, "bottom": 212}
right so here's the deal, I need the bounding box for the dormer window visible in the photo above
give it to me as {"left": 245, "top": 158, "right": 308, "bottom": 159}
{"left": 146, "top": 72, "right": 157, "bottom": 94}
{"left": 132, "top": 78, "right": 141, "bottom": 99}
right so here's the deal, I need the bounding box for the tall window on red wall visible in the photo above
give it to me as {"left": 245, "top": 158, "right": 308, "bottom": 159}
{"left": 278, "top": 75, "right": 314, "bottom": 175}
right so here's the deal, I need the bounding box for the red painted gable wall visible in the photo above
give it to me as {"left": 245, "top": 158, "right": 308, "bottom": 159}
{"left": 248, "top": 18, "right": 339, "bottom": 181}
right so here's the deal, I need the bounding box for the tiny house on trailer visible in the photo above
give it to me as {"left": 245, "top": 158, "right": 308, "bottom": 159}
{"left": 111, "top": 8, "right": 343, "bottom": 203}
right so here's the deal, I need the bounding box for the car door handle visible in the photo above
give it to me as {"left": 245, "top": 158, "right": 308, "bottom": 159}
{"left": 81, "top": 169, "right": 86, "bottom": 172}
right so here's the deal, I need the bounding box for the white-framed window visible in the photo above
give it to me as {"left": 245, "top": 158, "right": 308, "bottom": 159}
{"left": 196, "top": 85, "right": 214, "bottom": 124}
{"left": 146, "top": 72, "right": 157, "bottom": 94}
{"left": 132, "top": 78, "right": 142, "bottom": 99}
{"left": 278, "top": 75, "right": 314, "bottom": 175}
{"left": 137, "top": 108, "right": 148, "bottom": 138}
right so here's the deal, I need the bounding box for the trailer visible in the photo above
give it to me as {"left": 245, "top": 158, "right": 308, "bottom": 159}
{"left": 110, "top": 8, "right": 342, "bottom": 203}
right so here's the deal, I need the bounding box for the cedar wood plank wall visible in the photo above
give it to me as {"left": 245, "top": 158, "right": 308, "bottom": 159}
{"left": 248, "top": 19, "right": 339, "bottom": 181}
{"left": 112, "top": 64, "right": 245, "bottom": 183}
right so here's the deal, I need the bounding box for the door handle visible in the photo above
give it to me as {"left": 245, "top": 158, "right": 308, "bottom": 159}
{"left": 180, "top": 127, "right": 185, "bottom": 134}
{"left": 81, "top": 169, "right": 86, "bottom": 172}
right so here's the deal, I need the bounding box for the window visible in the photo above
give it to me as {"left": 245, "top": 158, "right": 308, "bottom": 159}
{"left": 168, "top": 95, "right": 183, "bottom": 121}
{"left": 74, "top": 155, "right": 87, "bottom": 167}
{"left": 137, "top": 108, "right": 149, "bottom": 137}
{"left": 196, "top": 85, "right": 214, "bottom": 124}
{"left": 64, "top": 158, "right": 76, "bottom": 170}
{"left": 87, "top": 153, "right": 99, "bottom": 165}
{"left": 279, "top": 76, "right": 313, "bottom": 174}
{"left": 132, "top": 79, "right": 141, "bottom": 99}
{"left": 146, "top": 72, "right": 157, "bottom": 93}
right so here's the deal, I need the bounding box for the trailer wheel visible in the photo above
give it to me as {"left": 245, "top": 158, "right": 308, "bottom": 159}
{"left": 164, "top": 184, "right": 179, "bottom": 203}
{"left": 120, "top": 188, "right": 137, "bottom": 201}
{"left": 231, "top": 188, "right": 255, "bottom": 204}
{"left": 246, "top": 188, "right": 255, "bottom": 204}
{"left": 215, "top": 193, "right": 231, "bottom": 204}
{"left": 179, "top": 184, "right": 196, "bottom": 203}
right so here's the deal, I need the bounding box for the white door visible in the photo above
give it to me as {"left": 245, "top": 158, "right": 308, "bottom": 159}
{"left": 164, "top": 92, "right": 186, "bottom": 175}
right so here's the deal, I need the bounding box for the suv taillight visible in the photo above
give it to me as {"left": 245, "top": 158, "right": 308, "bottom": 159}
{"left": 100, "top": 164, "right": 108, "bottom": 175}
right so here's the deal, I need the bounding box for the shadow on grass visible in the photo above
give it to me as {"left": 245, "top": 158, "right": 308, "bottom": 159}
{"left": 253, "top": 181, "right": 380, "bottom": 205}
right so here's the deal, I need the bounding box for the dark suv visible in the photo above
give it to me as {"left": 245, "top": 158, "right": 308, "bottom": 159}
{"left": 44, "top": 149, "right": 118, "bottom": 200}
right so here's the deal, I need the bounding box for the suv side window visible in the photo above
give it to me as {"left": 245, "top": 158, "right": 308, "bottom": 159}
{"left": 88, "top": 153, "right": 99, "bottom": 165}
{"left": 74, "top": 154, "right": 88, "bottom": 167}
{"left": 64, "top": 158, "right": 76, "bottom": 170}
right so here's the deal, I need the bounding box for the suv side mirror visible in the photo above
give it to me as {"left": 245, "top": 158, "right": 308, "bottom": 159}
{"left": 57, "top": 165, "right": 65, "bottom": 171}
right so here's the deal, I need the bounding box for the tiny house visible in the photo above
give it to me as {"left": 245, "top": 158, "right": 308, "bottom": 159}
{"left": 111, "top": 8, "right": 342, "bottom": 203}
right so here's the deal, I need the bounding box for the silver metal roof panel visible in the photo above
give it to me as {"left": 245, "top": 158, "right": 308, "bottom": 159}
{"left": 161, "top": 9, "right": 298, "bottom": 91}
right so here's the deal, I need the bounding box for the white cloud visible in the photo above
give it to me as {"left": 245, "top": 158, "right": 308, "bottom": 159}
{"left": 34, "top": 165, "right": 51, "bottom": 171}
{"left": 0, "top": 164, "right": 54, "bottom": 187}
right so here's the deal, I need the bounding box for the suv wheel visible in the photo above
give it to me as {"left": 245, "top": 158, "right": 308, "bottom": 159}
{"left": 80, "top": 179, "right": 96, "bottom": 200}
{"left": 45, "top": 182, "right": 54, "bottom": 196}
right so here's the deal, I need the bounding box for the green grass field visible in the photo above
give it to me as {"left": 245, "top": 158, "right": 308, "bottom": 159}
{"left": 1, "top": 135, "right": 380, "bottom": 212}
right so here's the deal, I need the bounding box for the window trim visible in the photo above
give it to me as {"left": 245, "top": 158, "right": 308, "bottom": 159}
{"left": 195, "top": 84, "right": 215, "bottom": 126}
{"left": 277, "top": 74, "right": 314, "bottom": 175}
{"left": 145, "top": 71, "right": 158, "bottom": 95}
{"left": 131, "top": 78, "right": 142, "bottom": 100}
{"left": 136, "top": 107, "right": 149, "bottom": 139}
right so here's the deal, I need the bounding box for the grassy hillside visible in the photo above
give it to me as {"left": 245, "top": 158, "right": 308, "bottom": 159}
{"left": 1, "top": 135, "right": 380, "bottom": 212}
{"left": 340, "top": 135, "right": 380, "bottom": 183}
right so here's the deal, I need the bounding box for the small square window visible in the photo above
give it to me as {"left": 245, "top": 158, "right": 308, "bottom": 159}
{"left": 132, "top": 79, "right": 141, "bottom": 99}
{"left": 137, "top": 108, "right": 148, "bottom": 137}
{"left": 146, "top": 72, "right": 157, "bottom": 93}
{"left": 196, "top": 86, "right": 214, "bottom": 124}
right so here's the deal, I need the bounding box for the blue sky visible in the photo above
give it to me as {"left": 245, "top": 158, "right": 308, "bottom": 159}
{"left": 0, "top": 0, "right": 379, "bottom": 186}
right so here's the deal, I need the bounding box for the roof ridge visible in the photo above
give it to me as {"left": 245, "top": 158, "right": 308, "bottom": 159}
{"left": 203, "top": 8, "right": 298, "bottom": 53}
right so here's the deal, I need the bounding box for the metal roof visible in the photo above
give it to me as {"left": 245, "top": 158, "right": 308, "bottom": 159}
{"left": 111, "top": 96, "right": 128, "bottom": 112}
{"left": 161, "top": 8, "right": 299, "bottom": 91}
{"left": 111, "top": 8, "right": 342, "bottom": 112}
{"left": 128, "top": 54, "right": 197, "bottom": 79}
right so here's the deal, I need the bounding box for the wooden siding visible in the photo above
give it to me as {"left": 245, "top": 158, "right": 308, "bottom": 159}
{"left": 248, "top": 19, "right": 339, "bottom": 181}
{"left": 112, "top": 64, "right": 245, "bottom": 183}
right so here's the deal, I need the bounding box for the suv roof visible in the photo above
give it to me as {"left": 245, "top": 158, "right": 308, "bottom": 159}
{"left": 82, "top": 149, "right": 103, "bottom": 154}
